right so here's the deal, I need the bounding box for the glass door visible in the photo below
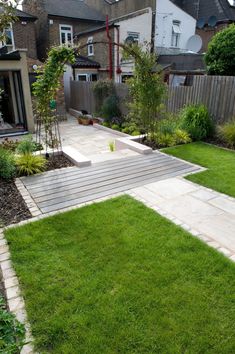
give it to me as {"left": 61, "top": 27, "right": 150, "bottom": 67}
{"left": 0, "top": 70, "right": 27, "bottom": 136}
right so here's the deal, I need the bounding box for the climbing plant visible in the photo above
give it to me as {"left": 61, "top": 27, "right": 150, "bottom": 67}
{"left": 33, "top": 46, "right": 75, "bottom": 149}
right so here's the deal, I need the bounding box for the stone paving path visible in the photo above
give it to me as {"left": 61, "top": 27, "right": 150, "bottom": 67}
{"left": 129, "top": 177, "right": 235, "bottom": 260}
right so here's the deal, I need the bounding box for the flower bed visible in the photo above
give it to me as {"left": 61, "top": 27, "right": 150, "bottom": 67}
{"left": 0, "top": 152, "right": 74, "bottom": 227}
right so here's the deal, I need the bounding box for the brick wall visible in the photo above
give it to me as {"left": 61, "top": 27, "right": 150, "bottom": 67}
{"left": 84, "top": 0, "right": 156, "bottom": 18}
{"left": 76, "top": 27, "right": 115, "bottom": 79}
{"left": 197, "top": 24, "right": 228, "bottom": 53}
{"left": 48, "top": 17, "right": 96, "bottom": 48}
{"left": 23, "top": 0, "right": 49, "bottom": 61}
{"left": 13, "top": 21, "right": 37, "bottom": 59}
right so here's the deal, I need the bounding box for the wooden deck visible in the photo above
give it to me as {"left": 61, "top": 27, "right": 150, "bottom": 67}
{"left": 21, "top": 152, "right": 201, "bottom": 214}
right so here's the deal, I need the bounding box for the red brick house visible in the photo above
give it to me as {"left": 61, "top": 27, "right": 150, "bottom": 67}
{"left": 22, "top": 0, "right": 105, "bottom": 61}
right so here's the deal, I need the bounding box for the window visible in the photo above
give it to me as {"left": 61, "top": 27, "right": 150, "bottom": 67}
{"left": 171, "top": 20, "right": 181, "bottom": 47}
{"left": 127, "top": 32, "right": 139, "bottom": 45}
{"left": 77, "top": 74, "right": 88, "bottom": 81}
{"left": 0, "top": 27, "right": 14, "bottom": 50}
{"left": 60, "top": 25, "right": 73, "bottom": 46}
{"left": 77, "top": 74, "right": 98, "bottom": 82}
{"left": 87, "top": 37, "right": 94, "bottom": 56}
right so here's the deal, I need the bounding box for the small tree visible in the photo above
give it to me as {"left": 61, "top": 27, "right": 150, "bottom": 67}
{"left": 205, "top": 24, "right": 235, "bottom": 76}
{"left": 33, "top": 46, "right": 75, "bottom": 149}
{"left": 0, "top": 1, "right": 18, "bottom": 42}
{"left": 124, "top": 45, "right": 166, "bottom": 138}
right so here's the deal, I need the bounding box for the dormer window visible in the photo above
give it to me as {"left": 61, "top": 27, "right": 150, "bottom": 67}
{"left": 60, "top": 25, "right": 73, "bottom": 46}
{"left": 87, "top": 37, "right": 94, "bottom": 56}
{"left": 171, "top": 20, "right": 181, "bottom": 47}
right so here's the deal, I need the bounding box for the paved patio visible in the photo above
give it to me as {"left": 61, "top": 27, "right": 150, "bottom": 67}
{"left": 59, "top": 116, "right": 139, "bottom": 163}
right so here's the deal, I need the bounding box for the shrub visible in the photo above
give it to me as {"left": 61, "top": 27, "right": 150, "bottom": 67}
{"left": 122, "top": 127, "right": 130, "bottom": 134}
{"left": 16, "top": 154, "right": 46, "bottom": 176}
{"left": 180, "top": 104, "right": 214, "bottom": 141}
{"left": 17, "top": 135, "right": 36, "bottom": 155}
{"left": 0, "top": 147, "right": 16, "bottom": 180}
{"left": 101, "top": 95, "right": 122, "bottom": 124}
{"left": 218, "top": 122, "right": 235, "bottom": 148}
{"left": 156, "top": 133, "right": 176, "bottom": 148}
{"left": 0, "top": 138, "right": 19, "bottom": 152}
{"left": 174, "top": 129, "right": 192, "bottom": 145}
{"left": 205, "top": 24, "right": 235, "bottom": 76}
{"left": 159, "top": 117, "right": 178, "bottom": 135}
{"left": 0, "top": 296, "right": 25, "bottom": 352}
{"left": 111, "top": 124, "right": 120, "bottom": 131}
{"left": 131, "top": 130, "right": 141, "bottom": 136}
{"left": 102, "top": 121, "right": 110, "bottom": 128}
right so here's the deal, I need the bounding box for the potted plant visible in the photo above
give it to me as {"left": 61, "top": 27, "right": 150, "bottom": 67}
{"left": 78, "top": 115, "right": 91, "bottom": 125}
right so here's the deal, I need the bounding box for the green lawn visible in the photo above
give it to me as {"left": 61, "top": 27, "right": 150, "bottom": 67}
{"left": 162, "top": 142, "right": 235, "bottom": 198}
{"left": 5, "top": 197, "right": 235, "bottom": 353}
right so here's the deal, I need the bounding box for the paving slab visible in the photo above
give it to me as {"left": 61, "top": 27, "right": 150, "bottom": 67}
{"left": 209, "top": 196, "right": 235, "bottom": 215}
{"left": 132, "top": 178, "right": 235, "bottom": 255}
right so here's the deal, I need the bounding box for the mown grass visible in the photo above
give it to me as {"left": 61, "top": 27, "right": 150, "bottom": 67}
{"left": 5, "top": 196, "right": 235, "bottom": 353}
{"left": 163, "top": 142, "right": 235, "bottom": 198}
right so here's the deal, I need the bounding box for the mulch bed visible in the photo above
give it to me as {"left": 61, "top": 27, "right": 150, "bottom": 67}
{"left": 46, "top": 154, "right": 74, "bottom": 171}
{"left": 204, "top": 137, "right": 235, "bottom": 150}
{"left": 0, "top": 178, "right": 31, "bottom": 227}
{"left": 0, "top": 155, "right": 74, "bottom": 227}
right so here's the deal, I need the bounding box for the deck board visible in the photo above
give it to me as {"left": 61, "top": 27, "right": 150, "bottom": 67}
{"left": 21, "top": 151, "right": 201, "bottom": 214}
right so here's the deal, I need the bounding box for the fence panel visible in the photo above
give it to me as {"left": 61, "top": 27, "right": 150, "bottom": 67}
{"left": 70, "top": 76, "right": 235, "bottom": 123}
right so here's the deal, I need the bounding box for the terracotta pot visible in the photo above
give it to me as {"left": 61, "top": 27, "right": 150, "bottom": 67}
{"left": 77, "top": 117, "right": 91, "bottom": 125}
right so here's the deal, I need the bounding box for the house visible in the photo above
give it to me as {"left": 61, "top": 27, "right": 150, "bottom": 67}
{"left": 171, "top": 0, "right": 235, "bottom": 52}
{"left": 0, "top": 48, "right": 34, "bottom": 137}
{"left": 155, "top": 0, "right": 206, "bottom": 86}
{"left": 22, "top": 0, "right": 105, "bottom": 61}
{"left": 0, "top": 8, "right": 39, "bottom": 72}
{"left": 155, "top": 0, "right": 196, "bottom": 54}
{"left": 84, "top": 0, "right": 156, "bottom": 19}
{"left": 74, "top": 7, "right": 153, "bottom": 83}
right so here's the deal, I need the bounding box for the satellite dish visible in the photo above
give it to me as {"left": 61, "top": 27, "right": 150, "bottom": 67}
{"left": 186, "top": 35, "right": 203, "bottom": 53}
{"left": 125, "top": 36, "right": 135, "bottom": 45}
{"left": 208, "top": 15, "right": 217, "bottom": 27}
{"left": 197, "top": 18, "right": 205, "bottom": 29}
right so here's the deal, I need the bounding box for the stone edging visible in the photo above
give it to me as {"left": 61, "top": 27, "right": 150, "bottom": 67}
{"left": 0, "top": 228, "right": 34, "bottom": 354}
{"left": 15, "top": 179, "right": 42, "bottom": 218}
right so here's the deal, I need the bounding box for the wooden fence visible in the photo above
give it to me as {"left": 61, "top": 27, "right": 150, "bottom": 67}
{"left": 70, "top": 75, "right": 235, "bottom": 123}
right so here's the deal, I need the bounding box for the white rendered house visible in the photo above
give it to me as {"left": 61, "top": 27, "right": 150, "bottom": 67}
{"left": 155, "top": 0, "right": 196, "bottom": 54}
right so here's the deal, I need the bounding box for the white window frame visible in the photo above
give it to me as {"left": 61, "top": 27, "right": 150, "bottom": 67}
{"left": 77, "top": 74, "right": 89, "bottom": 82}
{"left": 87, "top": 37, "right": 94, "bottom": 56}
{"left": 171, "top": 20, "right": 181, "bottom": 48}
{"left": 0, "top": 24, "right": 15, "bottom": 50}
{"left": 77, "top": 73, "right": 98, "bottom": 82}
{"left": 59, "top": 24, "right": 73, "bottom": 46}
